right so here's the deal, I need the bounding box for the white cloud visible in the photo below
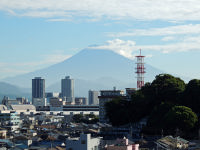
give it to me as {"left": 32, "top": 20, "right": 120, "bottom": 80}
{"left": 161, "top": 36, "right": 176, "bottom": 42}
{"left": 137, "top": 36, "right": 200, "bottom": 53}
{"left": 108, "top": 24, "right": 200, "bottom": 37}
{"left": 19, "top": 10, "right": 70, "bottom": 18}
{"left": 182, "top": 36, "right": 200, "bottom": 43}
{"left": 89, "top": 39, "right": 136, "bottom": 59}
{"left": 46, "top": 18, "right": 72, "bottom": 22}
{"left": 1, "top": 0, "right": 200, "bottom": 21}
{"left": 89, "top": 38, "right": 200, "bottom": 58}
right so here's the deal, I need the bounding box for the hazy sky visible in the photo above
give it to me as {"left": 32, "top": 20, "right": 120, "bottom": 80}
{"left": 1, "top": 0, "right": 200, "bottom": 80}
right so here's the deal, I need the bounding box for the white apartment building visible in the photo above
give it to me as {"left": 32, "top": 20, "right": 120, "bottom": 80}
{"left": 0, "top": 110, "right": 21, "bottom": 131}
{"left": 66, "top": 134, "right": 102, "bottom": 150}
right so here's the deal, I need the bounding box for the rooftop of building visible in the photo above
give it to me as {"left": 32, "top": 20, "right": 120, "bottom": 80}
{"left": 67, "top": 133, "right": 102, "bottom": 141}
{"left": 0, "top": 105, "right": 7, "bottom": 111}
{"left": 10, "top": 105, "right": 36, "bottom": 111}
{"left": 34, "top": 77, "right": 42, "bottom": 79}
{"left": 156, "top": 136, "right": 189, "bottom": 149}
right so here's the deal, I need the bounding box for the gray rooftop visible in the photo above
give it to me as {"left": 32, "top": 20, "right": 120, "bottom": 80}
{"left": 10, "top": 105, "right": 36, "bottom": 111}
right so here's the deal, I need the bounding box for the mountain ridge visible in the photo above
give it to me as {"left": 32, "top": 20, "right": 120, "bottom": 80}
{"left": 2, "top": 49, "right": 165, "bottom": 96}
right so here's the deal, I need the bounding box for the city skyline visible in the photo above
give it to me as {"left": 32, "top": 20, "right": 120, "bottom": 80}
{"left": 1, "top": 1, "right": 200, "bottom": 80}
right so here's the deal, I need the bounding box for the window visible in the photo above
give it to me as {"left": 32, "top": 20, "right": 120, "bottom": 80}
{"left": 81, "top": 140, "right": 86, "bottom": 144}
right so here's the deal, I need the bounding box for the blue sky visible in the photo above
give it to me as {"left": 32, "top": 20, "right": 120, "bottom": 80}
{"left": 1, "top": 0, "right": 200, "bottom": 80}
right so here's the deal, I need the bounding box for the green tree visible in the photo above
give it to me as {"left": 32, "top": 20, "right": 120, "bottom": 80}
{"left": 163, "top": 106, "right": 198, "bottom": 131}
{"left": 105, "top": 98, "right": 130, "bottom": 126}
{"left": 147, "top": 102, "right": 174, "bottom": 129}
{"left": 151, "top": 74, "right": 185, "bottom": 104}
{"left": 129, "top": 90, "right": 150, "bottom": 123}
{"left": 106, "top": 74, "right": 191, "bottom": 128}
{"left": 183, "top": 79, "right": 200, "bottom": 114}
{"left": 72, "top": 114, "right": 84, "bottom": 123}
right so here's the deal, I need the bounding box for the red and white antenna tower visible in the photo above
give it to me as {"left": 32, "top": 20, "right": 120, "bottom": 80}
{"left": 136, "top": 49, "right": 145, "bottom": 89}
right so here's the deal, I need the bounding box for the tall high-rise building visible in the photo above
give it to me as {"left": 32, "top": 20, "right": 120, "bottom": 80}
{"left": 32, "top": 77, "right": 46, "bottom": 106}
{"left": 32, "top": 77, "right": 45, "bottom": 99}
{"left": 61, "top": 76, "right": 74, "bottom": 103}
{"left": 88, "top": 90, "right": 99, "bottom": 105}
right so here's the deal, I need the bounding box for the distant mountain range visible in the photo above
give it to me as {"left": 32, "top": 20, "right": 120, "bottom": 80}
{"left": 1, "top": 49, "right": 165, "bottom": 97}
{"left": 0, "top": 82, "right": 31, "bottom": 100}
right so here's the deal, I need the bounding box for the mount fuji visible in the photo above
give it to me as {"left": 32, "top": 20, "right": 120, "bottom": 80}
{"left": 2, "top": 49, "right": 164, "bottom": 97}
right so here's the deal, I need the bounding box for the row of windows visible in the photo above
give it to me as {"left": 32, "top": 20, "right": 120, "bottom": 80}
{"left": 0, "top": 118, "right": 19, "bottom": 121}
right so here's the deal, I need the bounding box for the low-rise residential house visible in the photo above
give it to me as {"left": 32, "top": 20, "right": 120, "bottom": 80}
{"left": 0, "top": 129, "right": 7, "bottom": 139}
{"left": 132, "top": 144, "right": 140, "bottom": 150}
{"left": 34, "top": 113, "right": 46, "bottom": 124}
{"left": 156, "top": 136, "right": 189, "bottom": 150}
{"left": 15, "top": 135, "right": 32, "bottom": 147}
{"left": 66, "top": 133, "right": 102, "bottom": 150}
{"left": 106, "top": 137, "right": 139, "bottom": 150}
{"left": 0, "top": 139, "right": 13, "bottom": 149}
{"left": 21, "top": 114, "right": 36, "bottom": 126}
{"left": 50, "top": 115, "right": 64, "bottom": 123}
